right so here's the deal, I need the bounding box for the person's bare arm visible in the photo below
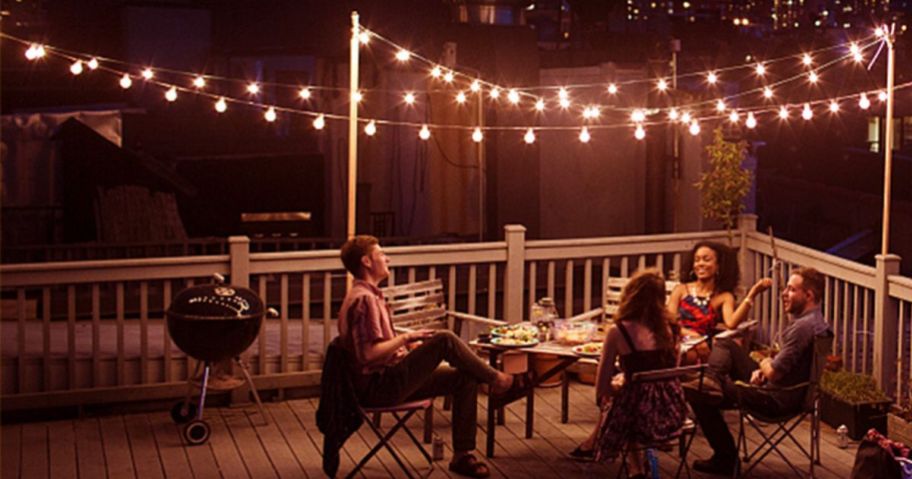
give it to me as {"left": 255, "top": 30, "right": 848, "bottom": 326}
{"left": 595, "top": 327, "right": 621, "bottom": 406}
{"left": 721, "top": 278, "right": 773, "bottom": 329}
{"left": 361, "top": 329, "right": 434, "bottom": 364}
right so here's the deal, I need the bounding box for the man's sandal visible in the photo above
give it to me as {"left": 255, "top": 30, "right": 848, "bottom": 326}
{"left": 449, "top": 453, "right": 491, "bottom": 478}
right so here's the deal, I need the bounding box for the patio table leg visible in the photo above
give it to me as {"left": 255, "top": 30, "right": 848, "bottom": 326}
{"left": 525, "top": 383, "right": 534, "bottom": 438}
{"left": 486, "top": 350, "right": 500, "bottom": 458}
{"left": 561, "top": 371, "right": 570, "bottom": 423}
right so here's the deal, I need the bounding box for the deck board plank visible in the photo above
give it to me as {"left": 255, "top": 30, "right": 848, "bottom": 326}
{"left": 47, "top": 420, "right": 77, "bottom": 479}
{"left": 124, "top": 414, "right": 165, "bottom": 479}
{"left": 74, "top": 418, "right": 106, "bottom": 479}
{"left": 206, "top": 409, "right": 249, "bottom": 479}
{"left": 2, "top": 423, "right": 21, "bottom": 479}
{"left": 148, "top": 412, "right": 195, "bottom": 479}
{"left": 100, "top": 415, "right": 137, "bottom": 479}
{"left": 265, "top": 402, "right": 328, "bottom": 479}
{"left": 20, "top": 422, "right": 48, "bottom": 479}
{"left": 250, "top": 403, "right": 305, "bottom": 479}
{"left": 219, "top": 407, "right": 278, "bottom": 479}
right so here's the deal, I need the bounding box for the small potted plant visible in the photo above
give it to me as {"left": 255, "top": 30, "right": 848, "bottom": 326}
{"left": 820, "top": 369, "right": 892, "bottom": 440}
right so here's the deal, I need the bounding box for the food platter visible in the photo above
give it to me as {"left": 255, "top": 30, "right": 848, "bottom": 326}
{"left": 572, "top": 342, "right": 603, "bottom": 358}
{"left": 490, "top": 336, "right": 540, "bottom": 348}
{"left": 490, "top": 323, "right": 539, "bottom": 341}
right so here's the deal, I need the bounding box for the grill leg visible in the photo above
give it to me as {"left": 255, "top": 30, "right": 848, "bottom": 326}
{"left": 235, "top": 356, "right": 269, "bottom": 425}
{"left": 197, "top": 364, "right": 211, "bottom": 420}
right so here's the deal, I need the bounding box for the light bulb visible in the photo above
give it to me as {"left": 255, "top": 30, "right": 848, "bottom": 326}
{"left": 431, "top": 66, "right": 442, "bottom": 78}
{"left": 25, "top": 44, "right": 42, "bottom": 60}
{"left": 215, "top": 97, "right": 227, "bottom": 113}
{"left": 716, "top": 99, "right": 726, "bottom": 112}
{"left": 358, "top": 31, "right": 370, "bottom": 44}
{"left": 489, "top": 87, "right": 501, "bottom": 99}
{"left": 875, "top": 26, "right": 885, "bottom": 38}
{"left": 404, "top": 92, "right": 416, "bottom": 105}
{"left": 419, "top": 125, "right": 431, "bottom": 140}
{"left": 849, "top": 42, "right": 860, "bottom": 55}
{"left": 507, "top": 89, "right": 520, "bottom": 104}
{"left": 119, "top": 74, "right": 132, "bottom": 89}
{"left": 631, "top": 109, "right": 646, "bottom": 123}
{"left": 689, "top": 121, "right": 701, "bottom": 136}
{"left": 778, "top": 106, "right": 789, "bottom": 119}
{"left": 707, "top": 72, "right": 718, "bottom": 84}
{"left": 878, "top": 91, "right": 888, "bottom": 102}
{"left": 456, "top": 91, "right": 467, "bottom": 104}
{"left": 802, "top": 54, "right": 813, "bottom": 66}
{"left": 395, "top": 49, "right": 411, "bottom": 62}
{"left": 314, "top": 114, "right": 326, "bottom": 130}
{"left": 141, "top": 68, "right": 154, "bottom": 80}
{"left": 193, "top": 76, "right": 206, "bottom": 88}
{"left": 352, "top": 91, "right": 363, "bottom": 103}
{"left": 299, "top": 87, "right": 312, "bottom": 100}
{"left": 579, "top": 127, "right": 591, "bottom": 143}
{"left": 470, "top": 80, "right": 481, "bottom": 92}
{"left": 755, "top": 63, "right": 766, "bottom": 76}
{"left": 681, "top": 112, "right": 692, "bottom": 123}
{"left": 745, "top": 113, "right": 757, "bottom": 129}
{"left": 534, "top": 98, "right": 545, "bottom": 111}
{"left": 801, "top": 103, "right": 813, "bottom": 120}
{"left": 247, "top": 82, "right": 260, "bottom": 94}
{"left": 657, "top": 79, "right": 668, "bottom": 91}
{"left": 558, "top": 88, "right": 569, "bottom": 100}
{"left": 853, "top": 52, "right": 864, "bottom": 63}
{"left": 472, "top": 127, "right": 483, "bottom": 143}
{"left": 559, "top": 98, "right": 570, "bottom": 108}
{"left": 165, "top": 86, "right": 178, "bottom": 102}
{"left": 443, "top": 71, "right": 454, "bottom": 83}
{"left": 588, "top": 105, "right": 600, "bottom": 118}
{"left": 859, "top": 94, "right": 871, "bottom": 109}
{"left": 808, "top": 71, "right": 819, "bottom": 83}
{"left": 729, "top": 110, "right": 740, "bottom": 123}
{"left": 763, "top": 87, "right": 774, "bottom": 99}
{"left": 264, "top": 107, "right": 277, "bottom": 122}
{"left": 87, "top": 58, "right": 99, "bottom": 70}
{"left": 668, "top": 109, "right": 680, "bottom": 121}
{"left": 607, "top": 83, "right": 618, "bottom": 94}
{"left": 634, "top": 125, "right": 646, "bottom": 140}
{"left": 70, "top": 60, "right": 84, "bottom": 75}
{"left": 829, "top": 101, "right": 839, "bottom": 113}
{"left": 524, "top": 128, "right": 536, "bottom": 144}
{"left": 364, "top": 120, "right": 377, "bottom": 136}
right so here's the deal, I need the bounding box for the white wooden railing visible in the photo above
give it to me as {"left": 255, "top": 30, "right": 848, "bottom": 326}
{"left": 2, "top": 217, "right": 910, "bottom": 411}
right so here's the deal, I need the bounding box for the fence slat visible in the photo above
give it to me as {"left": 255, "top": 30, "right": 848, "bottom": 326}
{"left": 258, "top": 276, "right": 267, "bottom": 375}
{"left": 528, "top": 262, "right": 537, "bottom": 315}
{"left": 116, "top": 282, "right": 125, "bottom": 386}
{"left": 488, "top": 264, "right": 496, "bottom": 321}
{"left": 17, "top": 289, "right": 27, "bottom": 394}
{"left": 92, "top": 284, "right": 101, "bottom": 387}
{"left": 565, "top": 260, "right": 574, "bottom": 317}
{"left": 140, "top": 281, "right": 149, "bottom": 384}
{"left": 468, "top": 265, "right": 477, "bottom": 316}
{"left": 67, "top": 286, "right": 76, "bottom": 389}
{"left": 42, "top": 287, "right": 51, "bottom": 392}
{"left": 302, "top": 274, "right": 311, "bottom": 371}
{"left": 323, "top": 272, "right": 332, "bottom": 353}
{"left": 547, "top": 261, "right": 556, "bottom": 300}
{"left": 163, "top": 281, "right": 172, "bottom": 382}
{"left": 280, "top": 274, "right": 289, "bottom": 374}
{"left": 583, "top": 259, "right": 592, "bottom": 312}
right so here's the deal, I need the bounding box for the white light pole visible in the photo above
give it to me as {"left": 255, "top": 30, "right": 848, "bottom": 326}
{"left": 348, "top": 11, "right": 360, "bottom": 241}
{"left": 881, "top": 24, "right": 896, "bottom": 255}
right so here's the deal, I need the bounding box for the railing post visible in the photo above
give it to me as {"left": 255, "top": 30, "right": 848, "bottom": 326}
{"left": 874, "top": 253, "right": 901, "bottom": 396}
{"left": 229, "top": 236, "right": 251, "bottom": 288}
{"left": 737, "top": 214, "right": 758, "bottom": 294}
{"left": 504, "top": 225, "right": 526, "bottom": 324}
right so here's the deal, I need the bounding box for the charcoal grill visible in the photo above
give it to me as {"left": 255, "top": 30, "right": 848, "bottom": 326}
{"left": 166, "top": 273, "right": 275, "bottom": 445}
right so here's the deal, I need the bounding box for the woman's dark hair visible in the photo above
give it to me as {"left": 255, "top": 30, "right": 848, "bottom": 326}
{"left": 686, "top": 241, "right": 740, "bottom": 294}
{"left": 615, "top": 269, "right": 675, "bottom": 351}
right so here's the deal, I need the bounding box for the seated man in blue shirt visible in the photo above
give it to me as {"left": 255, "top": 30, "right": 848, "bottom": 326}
{"left": 687, "top": 267, "right": 831, "bottom": 475}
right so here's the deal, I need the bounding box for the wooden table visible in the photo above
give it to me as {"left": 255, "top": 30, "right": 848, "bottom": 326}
{"left": 471, "top": 340, "right": 598, "bottom": 457}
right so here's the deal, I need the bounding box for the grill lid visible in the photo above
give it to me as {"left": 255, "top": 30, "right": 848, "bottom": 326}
{"left": 168, "top": 274, "right": 264, "bottom": 321}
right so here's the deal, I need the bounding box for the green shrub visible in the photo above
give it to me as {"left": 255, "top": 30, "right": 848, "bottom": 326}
{"left": 820, "top": 370, "right": 889, "bottom": 404}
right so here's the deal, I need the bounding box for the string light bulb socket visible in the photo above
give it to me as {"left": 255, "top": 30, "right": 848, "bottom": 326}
{"left": 419, "top": 125, "right": 431, "bottom": 140}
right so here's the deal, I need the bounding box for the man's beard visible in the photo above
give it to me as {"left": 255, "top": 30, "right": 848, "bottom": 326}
{"left": 786, "top": 298, "right": 806, "bottom": 316}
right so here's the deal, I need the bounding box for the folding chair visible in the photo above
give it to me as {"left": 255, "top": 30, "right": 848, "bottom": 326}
{"left": 348, "top": 399, "right": 435, "bottom": 479}
{"left": 733, "top": 332, "right": 834, "bottom": 478}
{"left": 616, "top": 363, "right": 707, "bottom": 479}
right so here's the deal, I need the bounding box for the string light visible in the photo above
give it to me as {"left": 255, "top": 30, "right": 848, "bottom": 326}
{"left": 681, "top": 112, "right": 692, "bottom": 124}
{"left": 404, "top": 92, "right": 416, "bottom": 105}
{"left": 801, "top": 54, "right": 813, "bottom": 67}
{"left": 558, "top": 88, "right": 569, "bottom": 100}
{"left": 668, "top": 108, "right": 680, "bottom": 121}
{"left": 715, "top": 99, "right": 726, "bottom": 112}
{"left": 87, "top": 58, "right": 99, "bottom": 70}
{"left": 850, "top": 43, "right": 864, "bottom": 63}
{"left": 69, "top": 60, "right": 83, "bottom": 75}
{"left": 119, "top": 74, "right": 132, "bottom": 89}
{"left": 313, "top": 114, "right": 326, "bottom": 130}
{"left": 875, "top": 26, "right": 885, "bottom": 38}
{"left": 559, "top": 97, "right": 570, "bottom": 108}
{"left": 507, "top": 89, "right": 520, "bottom": 104}
{"left": 729, "top": 110, "right": 740, "bottom": 123}
{"left": 707, "top": 72, "right": 718, "bottom": 85}
{"left": 808, "top": 71, "right": 819, "bottom": 84}
{"left": 395, "top": 49, "right": 411, "bottom": 62}
{"left": 472, "top": 127, "right": 483, "bottom": 142}
{"left": 215, "top": 97, "right": 227, "bottom": 113}
{"left": 689, "top": 120, "right": 701, "bottom": 136}
{"left": 443, "top": 70, "right": 454, "bottom": 83}
{"left": 264, "top": 107, "right": 277, "bottom": 122}
{"left": 859, "top": 93, "right": 871, "bottom": 109}
{"left": 430, "top": 66, "right": 442, "bottom": 78}
{"left": 455, "top": 91, "right": 467, "bottom": 104}
{"left": 141, "top": 68, "right": 154, "bottom": 80}
{"left": 763, "top": 87, "right": 774, "bottom": 99}
{"left": 247, "top": 82, "right": 260, "bottom": 94}
{"left": 802, "top": 103, "right": 813, "bottom": 120}
{"left": 534, "top": 98, "right": 545, "bottom": 111}
{"left": 489, "top": 87, "right": 501, "bottom": 100}
{"left": 607, "top": 83, "right": 618, "bottom": 94}
{"left": 470, "top": 80, "right": 481, "bottom": 92}
{"left": 24, "top": 44, "right": 46, "bottom": 60}
{"left": 364, "top": 120, "right": 377, "bottom": 136}
{"left": 358, "top": 31, "right": 370, "bottom": 44}
{"left": 634, "top": 125, "right": 646, "bottom": 140}
{"left": 631, "top": 109, "right": 646, "bottom": 123}
{"left": 193, "top": 76, "right": 206, "bottom": 88}
{"left": 878, "top": 91, "right": 888, "bottom": 102}
{"left": 778, "top": 106, "right": 789, "bottom": 119}
{"left": 419, "top": 124, "right": 431, "bottom": 140}
{"left": 745, "top": 112, "right": 757, "bottom": 129}
{"left": 524, "top": 128, "right": 536, "bottom": 144}
{"left": 299, "top": 87, "right": 312, "bottom": 100}
{"left": 755, "top": 63, "right": 766, "bottom": 76}
{"left": 657, "top": 79, "right": 668, "bottom": 91}
{"left": 579, "top": 127, "right": 591, "bottom": 143}
{"left": 165, "top": 86, "right": 178, "bottom": 102}
{"left": 829, "top": 101, "right": 840, "bottom": 113}
{"left": 352, "top": 90, "right": 363, "bottom": 103}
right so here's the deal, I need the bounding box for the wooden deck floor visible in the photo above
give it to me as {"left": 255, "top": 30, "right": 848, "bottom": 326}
{"left": 1, "top": 381, "right": 858, "bottom": 478}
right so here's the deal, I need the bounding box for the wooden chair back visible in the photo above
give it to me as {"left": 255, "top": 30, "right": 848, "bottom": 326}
{"left": 604, "top": 277, "right": 678, "bottom": 321}
{"left": 382, "top": 279, "right": 449, "bottom": 331}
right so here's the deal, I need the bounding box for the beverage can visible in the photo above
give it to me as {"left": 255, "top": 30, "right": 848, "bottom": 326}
{"left": 432, "top": 435, "right": 445, "bottom": 461}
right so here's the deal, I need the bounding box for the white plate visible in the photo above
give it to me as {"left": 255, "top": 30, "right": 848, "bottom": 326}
{"left": 490, "top": 336, "right": 539, "bottom": 348}
{"left": 572, "top": 343, "right": 603, "bottom": 358}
